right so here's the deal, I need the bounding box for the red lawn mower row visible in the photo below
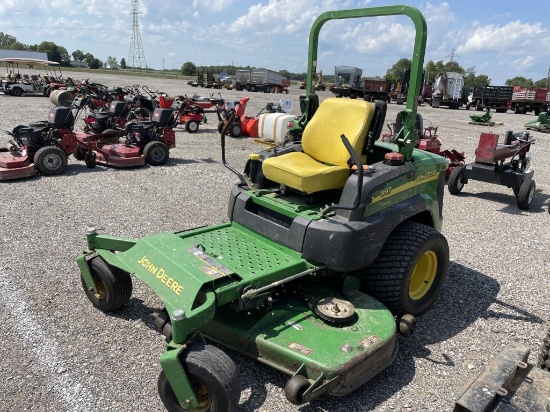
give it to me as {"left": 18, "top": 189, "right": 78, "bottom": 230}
{"left": 0, "top": 95, "right": 176, "bottom": 181}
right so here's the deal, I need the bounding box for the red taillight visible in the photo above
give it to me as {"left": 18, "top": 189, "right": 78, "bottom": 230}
{"left": 288, "top": 121, "right": 294, "bottom": 127}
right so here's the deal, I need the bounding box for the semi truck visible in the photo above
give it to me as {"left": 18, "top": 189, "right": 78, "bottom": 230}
{"left": 510, "top": 87, "right": 550, "bottom": 114}
{"left": 466, "top": 85, "right": 513, "bottom": 113}
{"left": 431, "top": 71, "right": 464, "bottom": 109}
{"left": 234, "top": 68, "right": 286, "bottom": 93}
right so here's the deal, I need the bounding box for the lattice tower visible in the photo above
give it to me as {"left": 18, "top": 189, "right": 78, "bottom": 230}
{"left": 128, "top": 0, "right": 147, "bottom": 69}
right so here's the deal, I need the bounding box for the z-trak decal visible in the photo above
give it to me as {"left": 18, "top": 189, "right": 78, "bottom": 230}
{"left": 137, "top": 255, "right": 184, "bottom": 295}
{"left": 370, "top": 170, "right": 439, "bottom": 204}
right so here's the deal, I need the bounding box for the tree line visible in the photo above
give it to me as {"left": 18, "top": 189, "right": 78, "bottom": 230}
{"left": 2, "top": 31, "right": 546, "bottom": 87}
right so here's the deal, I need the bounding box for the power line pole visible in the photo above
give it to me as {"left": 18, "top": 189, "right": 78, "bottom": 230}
{"left": 128, "top": 0, "right": 147, "bottom": 71}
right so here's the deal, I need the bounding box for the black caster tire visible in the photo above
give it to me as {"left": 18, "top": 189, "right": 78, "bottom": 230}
{"left": 284, "top": 375, "right": 310, "bottom": 406}
{"left": 158, "top": 343, "right": 239, "bottom": 412}
{"left": 84, "top": 151, "right": 97, "bottom": 168}
{"left": 517, "top": 179, "right": 535, "bottom": 210}
{"left": 447, "top": 166, "right": 465, "bottom": 194}
{"left": 81, "top": 256, "right": 132, "bottom": 311}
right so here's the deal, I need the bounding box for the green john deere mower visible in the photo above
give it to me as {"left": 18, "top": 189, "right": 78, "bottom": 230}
{"left": 76, "top": 6, "right": 450, "bottom": 411}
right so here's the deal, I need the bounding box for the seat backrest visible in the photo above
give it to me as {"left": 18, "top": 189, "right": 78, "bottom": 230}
{"left": 301, "top": 98, "right": 375, "bottom": 167}
{"left": 393, "top": 111, "right": 423, "bottom": 138}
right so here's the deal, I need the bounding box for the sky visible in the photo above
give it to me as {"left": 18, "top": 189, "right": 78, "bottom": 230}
{"left": 0, "top": 0, "right": 549, "bottom": 85}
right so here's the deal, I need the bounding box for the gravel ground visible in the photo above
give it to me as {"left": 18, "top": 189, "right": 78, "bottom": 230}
{"left": 0, "top": 70, "right": 548, "bottom": 412}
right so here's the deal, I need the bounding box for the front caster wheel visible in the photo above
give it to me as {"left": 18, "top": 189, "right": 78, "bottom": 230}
{"left": 158, "top": 343, "right": 240, "bottom": 412}
{"left": 284, "top": 375, "right": 310, "bottom": 406}
{"left": 517, "top": 179, "right": 535, "bottom": 210}
{"left": 447, "top": 166, "right": 465, "bottom": 194}
{"left": 81, "top": 256, "right": 132, "bottom": 311}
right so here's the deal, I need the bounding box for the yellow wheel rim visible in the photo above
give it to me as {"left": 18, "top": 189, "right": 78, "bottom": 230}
{"left": 91, "top": 272, "right": 107, "bottom": 299}
{"left": 409, "top": 251, "right": 437, "bottom": 300}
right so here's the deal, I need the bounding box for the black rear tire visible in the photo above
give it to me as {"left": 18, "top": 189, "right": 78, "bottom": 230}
{"left": 447, "top": 166, "right": 465, "bottom": 194}
{"left": 158, "top": 343, "right": 240, "bottom": 412}
{"left": 517, "top": 179, "right": 535, "bottom": 210}
{"left": 360, "top": 221, "right": 449, "bottom": 316}
{"left": 144, "top": 141, "right": 169, "bottom": 166}
{"left": 81, "top": 256, "right": 132, "bottom": 311}
{"left": 34, "top": 146, "right": 67, "bottom": 176}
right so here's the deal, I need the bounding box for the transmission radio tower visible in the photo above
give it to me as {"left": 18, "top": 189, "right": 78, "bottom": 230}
{"left": 128, "top": 0, "right": 147, "bottom": 70}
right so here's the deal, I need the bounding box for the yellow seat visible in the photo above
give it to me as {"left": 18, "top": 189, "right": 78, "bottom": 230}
{"left": 262, "top": 98, "right": 375, "bottom": 194}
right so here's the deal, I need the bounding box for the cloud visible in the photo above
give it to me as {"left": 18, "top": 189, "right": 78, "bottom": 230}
{"left": 457, "top": 20, "right": 546, "bottom": 53}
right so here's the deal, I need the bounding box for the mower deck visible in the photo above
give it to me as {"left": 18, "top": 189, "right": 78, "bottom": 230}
{"left": 93, "top": 144, "right": 145, "bottom": 167}
{"left": 0, "top": 149, "right": 36, "bottom": 180}
{"left": 80, "top": 220, "right": 398, "bottom": 402}
{"left": 203, "top": 283, "right": 397, "bottom": 399}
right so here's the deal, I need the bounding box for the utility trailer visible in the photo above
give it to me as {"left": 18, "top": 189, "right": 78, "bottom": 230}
{"left": 510, "top": 87, "right": 550, "bottom": 115}
{"left": 363, "top": 78, "right": 392, "bottom": 102}
{"left": 330, "top": 66, "right": 363, "bottom": 98}
{"left": 467, "top": 86, "right": 513, "bottom": 113}
{"left": 431, "top": 71, "right": 463, "bottom": 109}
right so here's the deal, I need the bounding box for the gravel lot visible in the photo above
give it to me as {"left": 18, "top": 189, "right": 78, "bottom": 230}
{"left": 0, "top": 70, "right": 548, "bottom": 412}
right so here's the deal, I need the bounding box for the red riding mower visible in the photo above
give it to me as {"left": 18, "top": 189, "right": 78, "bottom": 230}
{"left": 382, "top": 112, "right": 464, "bottom": 176}
{"left": 447, "top": 130, "right": 536, "bottom": 210}
{"left": 83, "top": 97, "right": 140, "bottom": 134}
{"left": 0, "top": 97, "right": 176, "bottom": 180}
{"left": 0, "top": 101, "right": 84, "bottom": 180}
{"left": 72, "top": 97, "right": 176, "bottom": 169}
{"left": 159, "top": 93, "right": 226, "bottom": 133}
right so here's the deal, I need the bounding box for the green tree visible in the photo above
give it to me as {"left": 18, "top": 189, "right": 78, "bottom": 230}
{"left": 120, "top": 58, "right": 127, "bottom": 69}
{"left": 0, "top": 32, "right": 17, "bottom": 48}
{"left": 534, "top": 78, "right": 548, "bottom": 88}
{"left": 88, "top": 58, "right": 102, "bottom": 69}
{"left": 385, "top": 58, "right": 411, "bottom": 85}
{"left": 463, "top": 67, "right": 490, "bottom": 89}
{"left": 505, "top": 76, "right": 534, "bottom": 87}
{"left": 84, "top": 53, "right": 95, "bottom": 67}
{"left": 58, "top": 46, "right": 71, "bottom": 66}
{"left": 105, "top": 56, "right": 118, "bottom": 69}
{"left": 181, "top": 61, "right": 197, "bottom": 76}
{"left": 9, "top": 41, "right": 25, "bottom": 50}
{"left": 279, "top": 69, "right": 291, "bottom": 79}
{"left": 37, "top": 41, "right": 61, "bottom": 62}
{"left": 72, "top": 50, "right": 85, "bottom": 66}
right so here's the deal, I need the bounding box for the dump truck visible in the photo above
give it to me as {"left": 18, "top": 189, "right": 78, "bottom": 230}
{"left": 510, "top": 87, "right": 550, "bottom": 114}
{"left": 431, "top": 71, "right": 464, "bottom": 109}
{"left": 466, "top": 85, "right": 513, "bottom": 113}
{"left": 330, "top": 66, "right": 363, "bottom": 98}
{"left": 363, "top": 78, "right": 392, "bottom": 102}
{"left": 235, "top": 68, "right": 283, "bottom": 92}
